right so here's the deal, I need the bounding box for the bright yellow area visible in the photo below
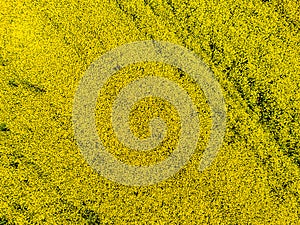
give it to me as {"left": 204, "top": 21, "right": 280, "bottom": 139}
{"left": 96, "top": 61, "right": 211, "bottom": 166}
{"left": 0, "top": 0, "right": 299, "bottom": 224}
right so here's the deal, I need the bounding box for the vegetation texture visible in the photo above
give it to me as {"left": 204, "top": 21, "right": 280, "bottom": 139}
{"left": 0, "top": 0, "right": 299, "bottom": 224}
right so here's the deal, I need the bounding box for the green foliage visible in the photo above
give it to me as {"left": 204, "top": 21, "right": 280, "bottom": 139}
{"left": 0, "top": 123, "right": 9, "bottom": 132}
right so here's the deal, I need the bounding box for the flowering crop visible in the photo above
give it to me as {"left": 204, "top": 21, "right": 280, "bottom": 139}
{"left": 0, "top": 0, "right": 299, "bottom": 224}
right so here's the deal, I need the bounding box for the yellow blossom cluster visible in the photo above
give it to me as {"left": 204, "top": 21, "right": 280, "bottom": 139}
{"left": 0, "top": 0, "right": 299, "bottom": 224}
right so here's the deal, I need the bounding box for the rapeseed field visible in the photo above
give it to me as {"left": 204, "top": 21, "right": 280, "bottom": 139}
{"left": 0, "top": 0, "right": 299, "bottom": 224}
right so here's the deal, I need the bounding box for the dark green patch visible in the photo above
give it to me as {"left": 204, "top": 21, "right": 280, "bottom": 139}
{"left": 12, "top": 203, "right": 28, "bottom": 212}
{"left": 57, "top": 198, "right": 78, "bottom": 214}
{"left": 256, "top": 90, "right": 276, "bottom": 125}
{"left": 7, "top": 151, "right": 24, "bottom": 168}
{"left": 115, "top": 0, "right": 126, "bottom": 12}
{"left": 55, "top": 198, "right": 101, "bottom": 223}
{"left": 80, "top": 208, "right": 101, "bottom": 225}
{"left": 8, "top": 80, "right": 18, "bottom": 87}
{"left": 0, "top": 54, "right": 9, "bottom": 66}
{"left": 0, "top": 217, "right": 8, "bottom": 225}
{"left": 0, "top": 217, "right": 15, "bottom": 225}
{"left": 177, "top": 68, "right": 185, "bottom": 78}
{"left": 165, "top": 0, "right": 176, "bottom": 13}
{"left": 0, "top": 123, "right": 9, "bottom": 132}
{"left": 9, "top": 161, "right": 19, "bottom": 169}
{"left": 22, "top": 80, "right": 46, "bottom": 93}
